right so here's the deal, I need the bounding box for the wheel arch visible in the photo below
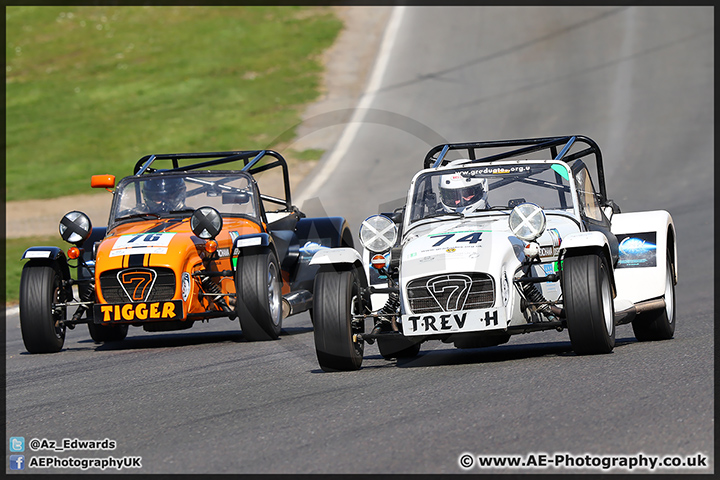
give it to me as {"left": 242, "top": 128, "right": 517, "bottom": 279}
{"left": 316, "top": 262, "right": 369, "bottom": 287}
{"left": 667, "top": 224, "right": 677, "bottom": 285}
{"left": 296, "top": 216, "right": 354, "bottom": 248}
{"left": 561, "top": 245, "right": 616, "bottom": 297}
{"left": 21, "top": 249, "right": 73, "bottom": 298}
{"left": 312, "top": 251, "right": 370, "bottom": 309}
{"left": 290, "top": 217, "right": 354, "bottom": 292}
{"left": 233, "top": 233, "right": 280, "bottom": 263}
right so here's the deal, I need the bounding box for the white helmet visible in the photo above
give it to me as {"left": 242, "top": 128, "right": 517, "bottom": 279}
{"left": 439, "top": 172, "right": 488, "bottom": 213}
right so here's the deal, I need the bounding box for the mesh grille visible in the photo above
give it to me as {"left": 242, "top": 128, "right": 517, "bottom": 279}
{"left": 99, "top": 268, "right": 176, "bottom": 303}
{"left": 406, "top": 272, "right": 495, "bottom": 314}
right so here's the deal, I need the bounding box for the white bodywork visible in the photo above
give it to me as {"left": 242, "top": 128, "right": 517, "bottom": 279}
{"left": 310, "top": 247, "right": 362, "bottom": 266}
{"left": 396, "top": 211, "right": 588, "bottom": 336}
{"left": 347, "top": 157, "right": 675, "bottom": 341}
{"left": 610, "top": 210, "right": 676, "bottom": 310}
{"left": 398, "top": 215, "right": 524, "bottom": 336}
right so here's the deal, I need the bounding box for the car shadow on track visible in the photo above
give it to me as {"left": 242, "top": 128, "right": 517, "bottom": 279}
{"left": 85, "top": 326, "right": 314, "bottom": 351}
{"left": 374, "top": 336, "right": 639, "bottom": 369}
{"left": 307, "top": 337, "right": 641, "bottom": 372}
{"left": 280, "top": 326, "right": 314, "bottom": 336}
{"left": 87, "top": 331, "right": 243, "bottom": 351}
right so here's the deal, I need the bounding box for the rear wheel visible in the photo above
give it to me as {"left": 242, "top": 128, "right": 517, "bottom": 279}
{"left": 313, "top": 268, "right": 364, "bottom": 371}
{"left": 632, "top": 252, "right": 676, "bottom": 341}
{"left": 563, "top": 252, "right": 615, "bottom": 355}
{"left": 19, "top": 263, "right": 67, "bottom": 353}
{"left": 235, "top": 248, "right": 282, "bottom": 341}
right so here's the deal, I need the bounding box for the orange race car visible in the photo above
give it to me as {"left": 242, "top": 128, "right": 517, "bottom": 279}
{"left": 19, "top": 150, "right": 353, "bottom": 353}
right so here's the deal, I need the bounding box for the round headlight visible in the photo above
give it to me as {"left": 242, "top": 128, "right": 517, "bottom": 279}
{"left": 59, "top": 211, "right": 92, "bottom": 245}
{"left": 508, "top": 202, "right": 546, "bottom": 242}
{"left": 191, "top": 206, "right": 223, "bottom": 240}
{"left": 359, "top": 215, "right": 398, "bottom": 253}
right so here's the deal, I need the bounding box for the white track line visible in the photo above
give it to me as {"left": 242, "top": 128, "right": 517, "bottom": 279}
{"left": 294, "top": 5, "right": 406, "bottom": 205}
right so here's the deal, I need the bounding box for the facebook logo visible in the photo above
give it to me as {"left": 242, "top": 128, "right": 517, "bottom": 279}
{"left": 9, "top": 455, "right": 25, "bottom": 470}
{"left": 9, "top": 437, "right": 25, "bottom": 452}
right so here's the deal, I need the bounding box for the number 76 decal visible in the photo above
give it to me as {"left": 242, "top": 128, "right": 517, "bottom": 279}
{"left": 110, "top": 232, "right": 176, "bottom": 257}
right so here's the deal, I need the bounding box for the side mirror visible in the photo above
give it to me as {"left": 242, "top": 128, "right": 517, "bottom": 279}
{"left": 380, "top": 206, "right": 404, "bottom": 224}
{"left": 91, "top": 174, "right": 115, "bottom": 189}
{"left": 604, "top": 199, "right": 621, "bottom": 214}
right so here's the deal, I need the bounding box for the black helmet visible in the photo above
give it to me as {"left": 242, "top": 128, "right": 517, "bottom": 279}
{"left": 142, "top": 176, "right": 186, "bottom": 213}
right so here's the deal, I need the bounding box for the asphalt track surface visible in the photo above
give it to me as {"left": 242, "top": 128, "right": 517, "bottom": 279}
{"left": 5, "top": 7, "right": 714, "bottom": 474}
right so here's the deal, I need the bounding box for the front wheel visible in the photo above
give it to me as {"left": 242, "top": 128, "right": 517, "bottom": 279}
{"left": 632, "top": 252, "right": 676, "bottom": 341}
{"left": 313, "top": 268, "right": 365, "bottom": 371}
{"left": 19, "top": 263, "right": 67, "bottom": 353}
{"left": 235, "top": 248, "right": 282, "bottom": 341}
{"left": 88, "top": 323, "right": 129, "bottom": 343}
{"left": 377, "top": 335, "right": 421, "bottom": 360}
{"left": 82, "top": 282, "right": 128, "bottom": 343}
{"left": 563, "top": 252, "right": 615, "bottom": 355}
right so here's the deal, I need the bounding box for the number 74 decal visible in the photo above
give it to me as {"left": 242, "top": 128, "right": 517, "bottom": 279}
{"left": 429, "top": 232, "right": 485, "bottom": 247}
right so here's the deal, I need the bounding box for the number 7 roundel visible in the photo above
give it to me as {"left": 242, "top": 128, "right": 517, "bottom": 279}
{"left": 118, "top": 268, "right": 157, "bottom": 302}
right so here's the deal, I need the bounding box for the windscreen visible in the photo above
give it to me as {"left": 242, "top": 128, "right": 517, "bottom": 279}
{"left": 408, "top": 162, "right": 573, "bottom": 224}
{"left": 111, "top": 172, "right": 257, "bottom": 223}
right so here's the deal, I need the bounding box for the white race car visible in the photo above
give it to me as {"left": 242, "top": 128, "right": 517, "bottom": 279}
{"left": 310, "top": 135, "right": 677, "bottom": 371}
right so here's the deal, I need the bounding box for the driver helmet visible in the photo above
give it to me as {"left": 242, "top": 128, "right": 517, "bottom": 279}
{"left": 439, "top": 172, "right": 488, "bottom": 212}
{"left": 142, "top": 176, "right": 186, "bottom": 213}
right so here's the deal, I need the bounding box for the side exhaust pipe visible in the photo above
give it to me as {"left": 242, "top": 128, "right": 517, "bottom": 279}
{"left": 615, "top": 298, "right": 666, "bottom": 325}
{"left": 281, "top": 290, "right": 313, "bottom": 319}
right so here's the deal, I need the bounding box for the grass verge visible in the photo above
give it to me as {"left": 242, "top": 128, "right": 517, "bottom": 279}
{"left": 6, "top": 6, "right": 340, "bottom": 201}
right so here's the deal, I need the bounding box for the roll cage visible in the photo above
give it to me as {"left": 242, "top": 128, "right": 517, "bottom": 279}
{"left": 133, "top": 149, "right": 293, "bottom": 213}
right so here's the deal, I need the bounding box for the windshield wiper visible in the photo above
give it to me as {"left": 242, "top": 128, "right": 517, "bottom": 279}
{"left": 168, "top": 208, "right": 196, "bottom": 214}
{"left": 461, "top": 205, "right": 514, "bottom": 214}
{"left": 115, "top": 212, "right": 161, "bottom": 221}
{"left": 421, "top": 211, "right": 465, "bottom": 220}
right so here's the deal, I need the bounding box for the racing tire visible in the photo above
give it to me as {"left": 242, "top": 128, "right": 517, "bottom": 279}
{"left": 313, "top": 268, "right": 364, "bottom": 371}
{"left": 631, "top": 252, "right": 676, "bottom": 341}
{"left": 88, "top": 323, "right": 129, "bottom": 343}
{"left": 377, "top": 336, "right": 421, "bottom": 360}
{"left": 79, "top": 282, "right": 129, "bottom": 343}
{"left": 563, "top": 252, "right": 615, "bottom": 355}
{"left": 19, "top": 263, "right": 67, "bottom": 354}
{"left": 235, "top": 248, "right": 282, "bottom": 341}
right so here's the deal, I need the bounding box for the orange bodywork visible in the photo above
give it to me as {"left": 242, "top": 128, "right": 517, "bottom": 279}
{"left": 94, "top": 216, "right": 287, "bottom": 324}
